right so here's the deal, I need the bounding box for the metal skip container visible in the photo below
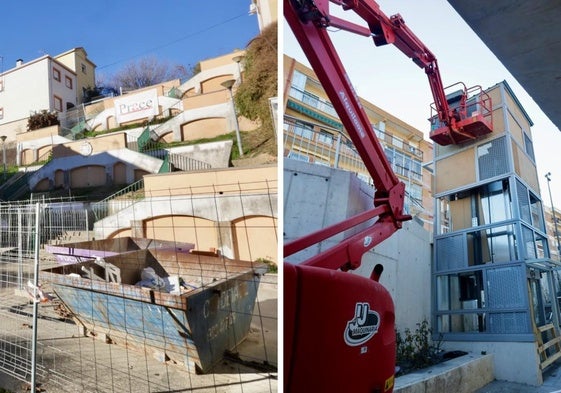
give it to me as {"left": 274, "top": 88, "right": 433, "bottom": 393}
{"left": 44, "top": 236, "right": 195, "bottom": 265}
{"left": 40, "top": 247, "right": 267, "bottom": 373}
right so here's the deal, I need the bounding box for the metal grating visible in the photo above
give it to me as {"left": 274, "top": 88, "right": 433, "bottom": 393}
{"left": 517, "top": 179, "right": 531, "bottom": 225}
{"left": 524, "top": 133, "right": 535, "bottom": 162}
{"left": 478, "top": 136, "right": 508, "bottom": 180}
{"left": 488, "top": 312, "right": 529, "bottom": 334}
{"left": 436, "top": 234, "right": 465, "bottom": 271}
{"left": 486, "top": 266, "right": 526, "bottom": 309}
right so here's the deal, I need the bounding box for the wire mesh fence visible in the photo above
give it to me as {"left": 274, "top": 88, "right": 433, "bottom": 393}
{"left": 0, "top": 174, "right": 278, "bottom": 393}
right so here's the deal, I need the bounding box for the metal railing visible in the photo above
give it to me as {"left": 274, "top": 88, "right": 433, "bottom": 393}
{"left": 0, "top": 183, "right": 278, "bottom": 393}
{"left": 283, "top": 119, "right": 373, "bottom": 183}
{"left": 283, "top": 118, "right": 425, "bottom": 211}
{"left": 145, "top": 149, "right": 211, "bottom": 172}
{"left": 91, "top": 179, "right": 145, "bottom": 220}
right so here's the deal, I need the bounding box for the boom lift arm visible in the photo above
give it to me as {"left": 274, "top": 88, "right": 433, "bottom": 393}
{"left": 284, "top": 1, "right": 493, "bottom": 392}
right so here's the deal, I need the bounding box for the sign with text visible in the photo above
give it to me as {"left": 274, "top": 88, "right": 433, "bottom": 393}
{"left": 114, "top": 89, "right": 158, "bottom": 124}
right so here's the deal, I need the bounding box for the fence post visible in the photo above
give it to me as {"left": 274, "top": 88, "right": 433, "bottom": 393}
{"left": 17, "top": 208, "right": 23, "bottom": 290}
{"left": 31, "top": 202, "right": 41, "bottom": 392}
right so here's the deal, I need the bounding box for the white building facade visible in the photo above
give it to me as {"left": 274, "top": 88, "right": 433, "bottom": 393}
{"left": 0, "top": 48, "right": 95, "bottom": 142}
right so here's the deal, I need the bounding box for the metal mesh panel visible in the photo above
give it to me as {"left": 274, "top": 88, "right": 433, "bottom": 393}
{"left": 517, "top": 179, "right": 531, "bottom": 224}
{"left": 488, "top": 312, "right": 529, "bottom": 334}
{"left": 486, "top": 266, "right": 526, "bottom": 309}
{"left": 436, "top": 234, "right": 465, "bottom": 271}
{"left": 478, "top": 136, "right": 508, "bottom": 180}
{"left": 524, "top": 133, "right": 535, "bottom": 162}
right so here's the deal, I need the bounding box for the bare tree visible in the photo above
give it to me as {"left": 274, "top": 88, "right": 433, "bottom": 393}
{"left": 109, "top": 57, "right": 190, "bottom": 92}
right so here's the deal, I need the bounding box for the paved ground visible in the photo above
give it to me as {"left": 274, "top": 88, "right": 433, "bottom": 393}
{"left": 476, "top": 360, "right": 561, "bottom": 393}
{"left": 0, "top": 270, "right": 278, "bottom": 393}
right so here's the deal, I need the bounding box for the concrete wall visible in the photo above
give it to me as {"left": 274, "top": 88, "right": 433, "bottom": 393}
{"left": 164, "top": 141, "right": 232, "bottom": 169}
{"left": 284, "top": 158, "right": 432, "bottom": 332}
{"left": 28, "top": 148, "right": 163, "bottom": 191}
{"left": 95, "top": 165, "right": 278, "bottom": 263}
{"left": 143, "top": 165, "right": 276, "bottom": 197}
{"left": 395, "top": 353, "right": 494, "bottom": 393}
{"left": 442, "top": 341, "right": 542, "bottom": 386}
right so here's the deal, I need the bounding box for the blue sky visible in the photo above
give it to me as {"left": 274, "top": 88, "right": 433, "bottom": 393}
{"left": 0, "top": 1, "right": 259, "bottom": 79}
{"left": 284, "top": 0, "right": 561, "bottom": 210}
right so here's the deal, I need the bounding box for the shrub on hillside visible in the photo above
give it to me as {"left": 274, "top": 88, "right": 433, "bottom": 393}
{"left": 27, "top": 110, "right": 59, "bottom": 131}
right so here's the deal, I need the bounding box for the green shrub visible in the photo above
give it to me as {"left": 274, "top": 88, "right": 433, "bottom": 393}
{"left": 396, "top": 320, "right": 443, "bottom": 373}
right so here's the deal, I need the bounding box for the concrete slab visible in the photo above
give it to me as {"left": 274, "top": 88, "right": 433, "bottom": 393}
{"left": 476, "top": 360, "right": 561, "bottom": 393}
{"left": 395, "top": 353, "right": 494, "bottom": 393}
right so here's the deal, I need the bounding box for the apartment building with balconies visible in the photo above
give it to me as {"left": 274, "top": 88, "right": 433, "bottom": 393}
{"left": 283, "top": 54, "right": 434, "bottom": 230}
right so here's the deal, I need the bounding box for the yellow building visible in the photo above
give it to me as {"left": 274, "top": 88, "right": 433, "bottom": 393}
{"left": 283, "top": 54, "right": 434, "bottom": 230}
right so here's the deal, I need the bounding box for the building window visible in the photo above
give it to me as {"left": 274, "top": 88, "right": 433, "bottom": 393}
{"left": 292, "top": 70, "right": 307, "bottom": 90}
{"left": 0, "top": 80, "right": 3, "bottom": 92}
{"left": 53, "top": 68, "right": 61, "bottom": 82}
{"left": 524, "top": 132, "right": 535, "bottom": 162}
{"left": 81, "top": 63, "right": 87, "bottom": 74}
{"left": 302, "top": 92, "right": 319, "bottom": 108}
{"left": 317, "top": 130, "right": 333, "bottom": 145}
{"left": 293, "top": 122, "right": 313, "bottom": 140}
{"left": 392, "top": 135, "right": 403, "bottom": 149}
{"left": 0, "top": 108, "right": 3, "bottom": 120}
{"left": 436, "top": 265, "right": 531, "bottom": 336}
{"left": 54, "top": 95, "right": 63, "bottom": 112}
{"left": 65, "top": 76, "right": 73, "bottom": 89}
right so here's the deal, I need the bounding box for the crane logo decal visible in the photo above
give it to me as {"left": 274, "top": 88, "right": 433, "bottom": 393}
{"left": 344, "top": 302, "right": 380, "bottom": 346}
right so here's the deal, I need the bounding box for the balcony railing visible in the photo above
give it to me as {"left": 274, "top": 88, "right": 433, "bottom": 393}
{"left": 283, "top": 117, "right": 424, "bottom": 211}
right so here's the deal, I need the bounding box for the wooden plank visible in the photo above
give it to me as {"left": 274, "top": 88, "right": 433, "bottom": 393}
{"left": 541, "top": 351, "right": 561, "bottom": 370}
{"left": 538, "top": 324, "right": 555, "bottom": 333}
{"left": 538, "top": 336, "right": 561, "bottom": 354}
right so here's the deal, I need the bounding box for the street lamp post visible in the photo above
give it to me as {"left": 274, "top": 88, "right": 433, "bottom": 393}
{"left": 221, "top": 79, "right": 244, "bottom": 157}
{"left": 0, "top": 135, "right": 6, "bottom": 181}
{"left": 546, "top": 172, "right": 561, "bottom": 260}
{"left": 232, "top": 55, "right": 244, "bottom": 83}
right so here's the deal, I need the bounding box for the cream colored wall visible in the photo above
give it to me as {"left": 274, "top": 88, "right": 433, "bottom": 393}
{"left": 55, "top": 48, "right": 96, "bottom": 104}
{"left": 182, "top": 90, "right": 227, "bottom": 109}
{"left": 16, "top": 125, "right": 59, "bottom": 142}
{"left": 201, "top": 75, "right": 235, "bottom": 94}
{"left": 512, "top": 140, "right": 539, "bottom": 191}
{"left": 233, "top": 216, "right": 277, "bottom": 262}
{"left": 113, "top": 162, "right": 126, "bottom": 185}
{"left": 35, "top": 178, "right": 50, "bottom": 191}
{"left": 181, "top": 118, "right": 227, "bottom": 141}
{"left": 200, "top": 51, "right": 245, "bottom": 71}
{"left": 144, "top": 215, "right": 217, "bottom": 252}
{"left": 0, "top": 119, "right": 28, "bottom": 141}
{"left": 70, "top": 165, "right": 105, "bottom": 188}
{"left": 53, "top": 133, "right": 127, "bottom": 158}
{"left": 435, "top": 148, "right": 476, "bottom": 194}
{"left": 143, "top": 165, "right": 277, "bottom": 197}
{"left": 37, "top": 145, "right": 52, "bottom": 161}
{"left": 54, "top": 170, "right": 64, "bottom": 188}
{"left": 136, "top": 166, "right": 278, "bottom": 263}
{"left": 21, "top": 149, "right": 34, "bottom": 165}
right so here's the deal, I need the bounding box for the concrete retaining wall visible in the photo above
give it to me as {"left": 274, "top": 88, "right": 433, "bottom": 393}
{"left": 442, "top": 341, "right": 542, "bottom": 386}
{"left": 395, "top": 353, "right": 494, "bottom": 393}
{"left": 284, "top": 159, "right": 432, "bottom": 332}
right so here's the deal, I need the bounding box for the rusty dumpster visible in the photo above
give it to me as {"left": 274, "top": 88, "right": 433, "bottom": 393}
{"left": 40, "top": 247, "right": 266, "bottom": 373}
{"left": 44, "top": 237, "right": 195, "bottom": 265}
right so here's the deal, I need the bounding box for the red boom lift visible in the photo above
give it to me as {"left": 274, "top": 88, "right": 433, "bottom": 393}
{"left": 284, "top": 0, "right": 493, "bottom": 392}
